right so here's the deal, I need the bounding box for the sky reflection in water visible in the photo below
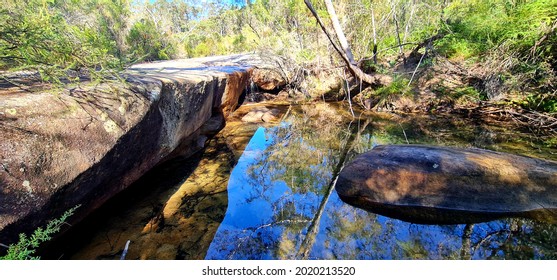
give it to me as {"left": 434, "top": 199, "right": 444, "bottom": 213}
{"left": 205, "top": 115, "right": 557, "bottom": 260}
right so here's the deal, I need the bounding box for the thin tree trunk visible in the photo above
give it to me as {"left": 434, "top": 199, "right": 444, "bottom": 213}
{"left": 304, "top": 0, "right": 392, "bottom": 86}
{"left": 371, "top": 3, "right": 378, "bottom": 64}
{"left": 324, "top": 0, "right": 356, "bottom": 65}
{"left": 391, "top": 0, "right": 406, "bottom": 65}
{"left": 402, "top": 0, "right": 416, "bottom": 45}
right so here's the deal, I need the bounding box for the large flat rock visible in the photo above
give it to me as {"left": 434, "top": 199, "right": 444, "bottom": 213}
{"left": 0, "top": 54, "right": 262, "bottom": 244}
{"left": 336, "top": 145, "right": 557, "bottom": 224}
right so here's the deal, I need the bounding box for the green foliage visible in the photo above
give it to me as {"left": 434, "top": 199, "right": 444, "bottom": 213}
{"left": 524, "top": 93, "right": 557, "bottom": 113}
{"left": 457, "top": 86, "right": 484, "bottom": 100}
{"left": 375, "top": 76, "right": 412, "bottom": 97}
{"left": 435, "top": 36, "right": 476, "bottom": 60}
{"left": 1, "top": 0, "right": 555, "bottom": 113}
{"left": 445, "top": 86, "right": 484, "bottom": 101}
{"left": 434, "top": 0, "right": 557, "bottom": 104}
{"left": 0, "top": 0, "right": 128, "bottom": 82}
{"left": 439, "top": 0, "right": 557, "bottom": 59}
{"left": 127, "top": 19, "right": 175, "bottom": 62}
{"left": 0, "top": 206, "right": 78, "bottom": 260}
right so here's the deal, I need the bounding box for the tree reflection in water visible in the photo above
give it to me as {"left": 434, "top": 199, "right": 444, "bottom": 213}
{"left": 205, "top": 103, "right": 557, "bottom": 260}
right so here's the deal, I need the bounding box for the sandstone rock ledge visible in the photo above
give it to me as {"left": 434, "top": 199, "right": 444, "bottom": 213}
{"left": 0, "top": 54, "right": 259, "bottom": 244}
{"left": 336, "top": 145, "right": 557, "bottom": 224}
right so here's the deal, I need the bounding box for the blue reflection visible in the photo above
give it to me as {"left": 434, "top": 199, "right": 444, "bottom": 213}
{"left": 205, "top": 121, "right": 557, "bottom": 260}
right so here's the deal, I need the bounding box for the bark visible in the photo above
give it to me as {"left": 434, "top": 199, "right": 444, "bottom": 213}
{"left": 371, "top": 4, "right": 378, "bottom": 63}
{"left": 304, "top": 0, "right": 392, "bottom": 86}
{"left": 391, "top": 0, "right": 406, "bottom": 65}
{"left": 324, "top": 0, "right": 356, "bottom": 65}
{"left": 410, "top": 32, "right": 446, "bottom": 56}
{"left": 402, "top": 0, "right": 416, "bottom": 45}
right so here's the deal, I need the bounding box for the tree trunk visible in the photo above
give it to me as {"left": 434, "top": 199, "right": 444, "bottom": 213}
{"left": 403, "top": 0, "right": 416, "bottom": 45}
{"left": 371, "top": 3, "right": 378, "bottom": 64}
{"left": 303, "top": 0, "right": 392, "bottom": 86}
{"left": 460, "top": 224, "right": 473, "bottom": 260}
{"left": 324, "top": 0, "right": 356, "bottom": 65}
{"left": 391, "top": 0, "right": 406, "bottom": 65}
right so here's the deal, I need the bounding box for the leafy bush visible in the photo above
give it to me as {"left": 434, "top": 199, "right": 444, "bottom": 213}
{"left": 524, "top": 93, "right": 557, "bottom": 113}
{"left": 1, "top": 0, "right": 129, "bottom": 78}
{"left": 0, "top": 206, "right": 78, "bottom": 260}
{"left": 127, "top": 19, "right": 175, "bottom": 62}
{"left": 439, "top": 0, "right": 557, "bottom": 59}
{"left": 375, "top": 76, "right": 412, "bottom": 97}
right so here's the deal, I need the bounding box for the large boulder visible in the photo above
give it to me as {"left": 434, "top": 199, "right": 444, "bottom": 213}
{"left": 336, "top": 145, "right": 557, "bottom": 224}
{"left": 0, "top": 54, "right": 257, "bottom": 245}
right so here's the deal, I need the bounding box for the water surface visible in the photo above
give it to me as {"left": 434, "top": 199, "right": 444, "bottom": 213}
{"left": 58, "top": 102, "right": 557, "bottom": 260}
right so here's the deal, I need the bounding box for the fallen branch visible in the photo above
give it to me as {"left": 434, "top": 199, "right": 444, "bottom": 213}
{"left": 473, "top": 103, "right": 557, "bottom": 135}
{"left": 410, "top": 32, "right": 446, "bottom": 56}
{"left": 304, "top": 0, "right": 392, "bottom": 86}
{"left": 530, "top": 18, "right": 557, "bottom": 61}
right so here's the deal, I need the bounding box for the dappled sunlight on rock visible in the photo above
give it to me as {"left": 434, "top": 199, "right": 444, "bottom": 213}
{"left": 337, "top": 145, "right": 557, "bottom": 224}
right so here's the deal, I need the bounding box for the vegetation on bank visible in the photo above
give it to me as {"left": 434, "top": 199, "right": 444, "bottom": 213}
{"left": 0, "top": 207, "right": 77, "bottom": 260}
{"left": 1, "top": 0, "right": 556, "bottom": 116}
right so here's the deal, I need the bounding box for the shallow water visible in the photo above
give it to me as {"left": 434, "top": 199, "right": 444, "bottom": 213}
{"left": 50, "top": 102, "right": 557, "bottom": 260}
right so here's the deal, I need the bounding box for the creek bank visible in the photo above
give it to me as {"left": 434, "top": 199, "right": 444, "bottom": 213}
{"left": 336, "top": 144, "right": 557, "bottom": 224}
{"left": 0, "top": 54, "right": 273, "bottom": 246}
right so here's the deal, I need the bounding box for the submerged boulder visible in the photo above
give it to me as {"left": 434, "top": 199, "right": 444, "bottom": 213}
{"left": 336, "top": 145, "right": 557, "bottom": 224}
{"left": 240, "top": 107, "right": 281, "bottom": 123}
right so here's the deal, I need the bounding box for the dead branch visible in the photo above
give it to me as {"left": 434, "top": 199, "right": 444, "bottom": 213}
{"left": 409, "top": 32, "right": 446, "bottom": 57}
{"left": 390, "top": 0, "right": 406, "bottom": 65}
{"left": 370, "top": 3, "right": 378, "bottom": 63}
{"left": 474, "top": 102, "right": 557, "bottom": 135}
{"left": 304, "top": 0, "right": 392, "bottom": 86}
{"left": 119, "top": 240, "right": 130, "bottom": 260}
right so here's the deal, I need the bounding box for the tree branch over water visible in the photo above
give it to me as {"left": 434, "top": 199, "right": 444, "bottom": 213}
{"left": 303, "top": 0, "right": 392, "bottom": 87}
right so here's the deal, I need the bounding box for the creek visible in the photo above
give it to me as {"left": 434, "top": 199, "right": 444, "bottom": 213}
{"left": 42, "top": 102, "right": 557, "bottom": 260}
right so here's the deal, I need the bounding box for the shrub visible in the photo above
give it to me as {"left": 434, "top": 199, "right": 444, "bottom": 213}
{"left": 0, "top": 206, "right": 78, "bottom": 260}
